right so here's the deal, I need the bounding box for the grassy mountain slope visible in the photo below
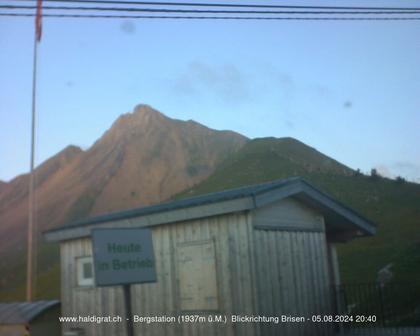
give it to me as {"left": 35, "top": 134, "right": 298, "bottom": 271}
{"left": 176, "top": 137, "right": 420, "bottom": 285}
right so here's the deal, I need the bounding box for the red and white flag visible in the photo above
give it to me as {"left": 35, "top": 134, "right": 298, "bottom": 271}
{"left": 35, "top": 0, "right": 42, "bottom": 42}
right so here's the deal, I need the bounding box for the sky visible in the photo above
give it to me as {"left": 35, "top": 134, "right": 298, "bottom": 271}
{"left": 0, "top": 0, "right": 419, "bottom": 183}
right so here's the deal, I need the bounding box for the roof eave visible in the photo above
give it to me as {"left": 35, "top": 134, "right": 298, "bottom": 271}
{"left": 44, "top": 178, "right": 377, "bottom": 243}
{"left": 44, "top": 196, "right": 255, "bottom": 242}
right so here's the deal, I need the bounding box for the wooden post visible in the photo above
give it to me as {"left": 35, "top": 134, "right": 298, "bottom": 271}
{"left": 123, "top": 284, "right": 134, "bottom": 336}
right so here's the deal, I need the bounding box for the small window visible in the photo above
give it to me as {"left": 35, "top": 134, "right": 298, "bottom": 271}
{"left": 77, "top": 256, "right": 94, "bottom": 286}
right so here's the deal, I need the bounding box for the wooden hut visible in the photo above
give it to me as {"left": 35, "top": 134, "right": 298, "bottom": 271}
{"left": 44, "top": 177, "right": 376, "bottom": 336}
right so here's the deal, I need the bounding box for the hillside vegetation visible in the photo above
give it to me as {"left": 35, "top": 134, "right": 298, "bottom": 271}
{"left": 176, "top": 137, "right": 420, "bottom": 285}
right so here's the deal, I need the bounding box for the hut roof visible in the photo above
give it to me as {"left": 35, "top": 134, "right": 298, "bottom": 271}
{"left": 0, "top": 300, "right": 59, "bottom": 324}
{"left": 44, "top": 177, "right": 376, "bottom": 242}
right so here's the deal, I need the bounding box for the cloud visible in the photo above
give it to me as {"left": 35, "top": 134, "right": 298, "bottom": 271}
{"left": 170, "top": 61, "right": 303, "bottom": 112}
{"left": 172, "top": 62, "right": 251, "bottom": 104}
{"left": 169, "top": 61, "right": 333, "bottom": 129}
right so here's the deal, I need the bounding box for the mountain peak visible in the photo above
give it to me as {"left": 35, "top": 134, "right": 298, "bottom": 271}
{"left": 134, "top": 104, "right": 166, "bottom": 123}
{"left": 110, "top": 104, "right": 167, "bottom": 133}
{"left": 61, "top": 145, "right": 83, "bottom": 156}
{"left": 133, "top": 103, "right": 156, "bottom": 114}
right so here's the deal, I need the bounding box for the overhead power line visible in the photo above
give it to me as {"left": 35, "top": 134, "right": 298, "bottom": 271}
{"left": 9, "top": 0, "right": 420, "bottom": 11}
{"left": 2, "top": 1, "right": 420, "bottom": 21}
{"left": 2, "top": 13, "right": 420, "bottom": 20}
{"left": 2, "top": 5, "right": 420, "bottom": 15}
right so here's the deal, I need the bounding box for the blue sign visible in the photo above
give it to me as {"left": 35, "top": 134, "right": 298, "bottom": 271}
{"left": 92, "top": 228, "right": 157, "bottom": 286}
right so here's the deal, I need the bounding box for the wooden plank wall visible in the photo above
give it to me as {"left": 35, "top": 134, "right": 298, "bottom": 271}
{"left": 252, "top": 229, "right": 334, "bottom": 336}
{"left": 253, "top": 198, "right": 323, "bottom": 231}
{"left": 60, "top": 212, "right": 257, "bottom": 336}
{"left": 60, "top": 238, "right": 127, "bottom": 336}
{"left": 60, "top": 202, "right": 336, "bottom": 336}
{"left": 130, "top": 211, "right": 257, "bottom": 336}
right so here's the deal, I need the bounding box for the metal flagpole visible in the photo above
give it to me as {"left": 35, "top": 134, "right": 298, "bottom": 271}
{"left": 26, "top": 34, "right": 38, "bottom": 303}
{"left": 27, "top": 0, "right": 41, "bottom": 302}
